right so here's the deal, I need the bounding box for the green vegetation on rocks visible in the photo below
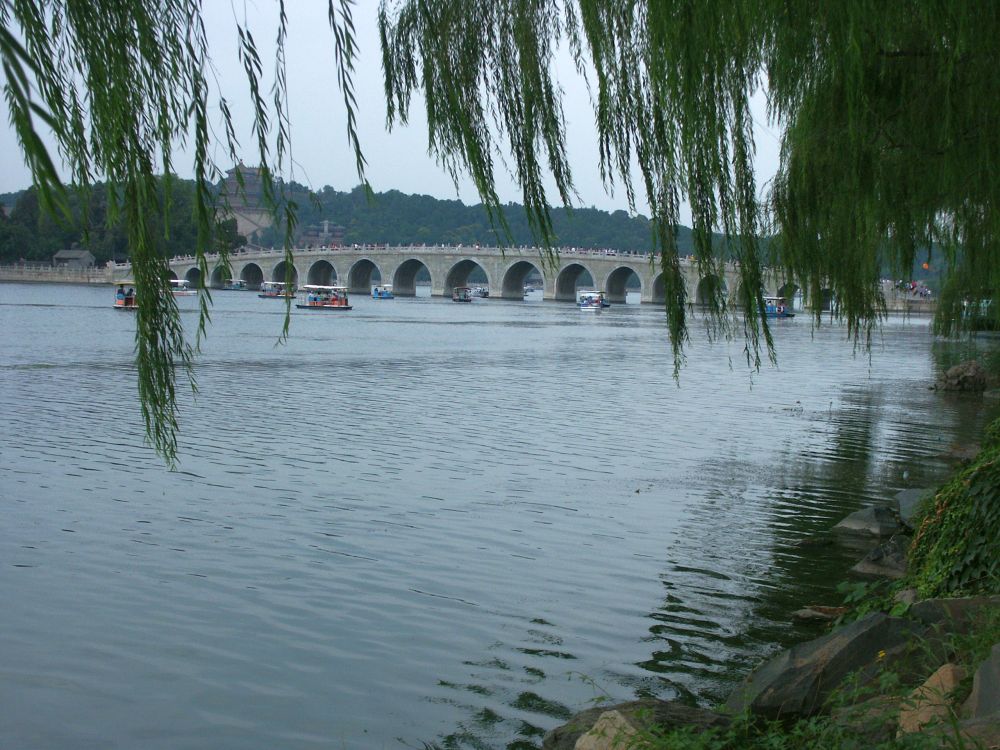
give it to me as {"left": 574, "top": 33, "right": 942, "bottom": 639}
{"left": 907, "top": 426, "right": 1000, "bottom": 599}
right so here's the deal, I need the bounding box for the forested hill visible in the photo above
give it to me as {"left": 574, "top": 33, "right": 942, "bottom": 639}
{"left": 266, "top": 184, "right": 695, "bottom": 253}
{"left": 0, "top": 180, "right": 706, "bottom": 265}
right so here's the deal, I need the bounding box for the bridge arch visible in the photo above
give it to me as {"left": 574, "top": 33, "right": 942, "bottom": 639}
{"left": 602, "top": 265, "right": 642, "bottom": 304}
{"left": 554, "top": 262, "right": 596, "bottom": 302}
{"left": 392, "top": 258, "right": 431, "bottom": 297}
{"left": 307, "top": 259, "right": 338, "bottom": 286}
{"left": 271, "top": 260, "right": 299, "bottom": 286}
{"left": 695, "top": 274, "right": 727, "bottom": 306}
{"left": 209, "top": 264, "right": 230, "bottom": 288}
{"left": 499, "top": 259, "right": 544, "bottom": 300}
{"left": 445, "top": 258, "right": 491, "bottom": 297}
{"left": 819, "top": 288, "right": 835, "bottom": 312}
{"left": 649, "top": 272, "right": 667, "bottom": 306}
{"left": 347, "top": 258, "right": 383, "bottom": 294}
{"left": 240, "top": 262, "right": 264, "bottom": 289}
{"left": 184, "top": 267, "right": 201, "bottom": 286}
{"left": 777, "top": 282, "right": 800, "bottom": 299}
{"left": 776, "top": 282, "right": 801, "bottom": 312}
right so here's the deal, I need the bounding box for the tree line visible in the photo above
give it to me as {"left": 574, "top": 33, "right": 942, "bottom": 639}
{"left": 257, "top": 183, "right": 699, "bottom": 253}
{"left": 0, "top": 178, "right": 245, "bottom": 265}
{"left": 0, "top": 178, "right": 705, "bottom": 266}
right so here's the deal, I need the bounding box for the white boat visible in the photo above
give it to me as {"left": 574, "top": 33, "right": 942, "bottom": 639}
{"left": 577, "top": 290, "right": 607, "bottom": 310}
{"left": 170, "top": 279, "right": 198, "bottom": 296}
{"left": 371, "top": 284, "right": 394, "bottom": 299}
{"left": 470, "top": 286, "right": 489, "bottom": 298}
{"left": 452, "top": 286, "right": 473, "bottom": 302}
{"left": 259, "top": 281, "right": 296, "bottom": 298}
{"left": 296, "top": 285, "right": 352, "bottom": 310}
{"left": 222, "top": 279, "right": 247, "bottom": 291}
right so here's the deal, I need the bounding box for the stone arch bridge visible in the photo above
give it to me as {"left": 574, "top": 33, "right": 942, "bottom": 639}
{"left": 123, "top": 244, "right": 803, "bottom": 304}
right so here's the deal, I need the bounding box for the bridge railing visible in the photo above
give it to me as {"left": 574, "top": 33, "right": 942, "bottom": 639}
{"left": 110, "top": 244, "right": 772, "bottom": 271}
{"left": 130, "top": 244, "right": 665, "bottom": 269}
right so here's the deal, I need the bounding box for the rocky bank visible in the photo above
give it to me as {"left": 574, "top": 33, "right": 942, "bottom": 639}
{"left": 543, "top": 367, "right": 1000, "bottom": 749}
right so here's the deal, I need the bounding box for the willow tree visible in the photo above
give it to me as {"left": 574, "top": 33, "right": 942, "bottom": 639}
{"left": 3, "top": 1, "right": 999, "bottom": 462}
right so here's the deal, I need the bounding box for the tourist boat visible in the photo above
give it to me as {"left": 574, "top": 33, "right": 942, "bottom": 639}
{"left": 764, "top": 296, "right": 795, "bottom": 318}
{"left": 371, "top": 284, "right": 394, "bottom": 299}
{"left": 296, "top": 285, "right": 352, "bottom": 310}
{"left": 452, "top": 286, "right": 473, "bottom": 302}
{"left": 577, "top": 290, "right": 608, "bottom": 310}
{"left": 170, "top": 279, "right": 197, "bottom": 296}
{"left": 258, "top": 280, "right": 296, "bottom": 298}
{"left": 113, "top": 281, "right": 138, "bottom": 310}
{"left": 470, "top": 286, "right": 489, "bottom": 298}
{"left": 222, "top": 279, "right": 247, "bottom": 291}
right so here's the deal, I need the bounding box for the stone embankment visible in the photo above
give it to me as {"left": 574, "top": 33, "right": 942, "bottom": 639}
{"left": 0, "top": 264, "right": 113, "bottom": 285}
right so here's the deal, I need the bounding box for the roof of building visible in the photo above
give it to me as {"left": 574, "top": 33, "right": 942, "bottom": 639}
{"left": 53, "top": 248, "right": 95, "bottom": 259}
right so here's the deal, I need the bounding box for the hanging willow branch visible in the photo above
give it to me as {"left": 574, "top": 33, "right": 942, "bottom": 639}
{"left": 0, "top": 0, "right": 364, "bottom": 464}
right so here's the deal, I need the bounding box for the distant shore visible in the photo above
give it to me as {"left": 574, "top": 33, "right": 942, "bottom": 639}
{"left": 0, "top": 264, "right": 114, "bottom": 285}
{"left": 0, "top": 264, "right": 938, "bottom": 314}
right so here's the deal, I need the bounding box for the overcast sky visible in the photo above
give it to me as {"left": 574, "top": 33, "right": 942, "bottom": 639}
{"left": 0, "top": 3, "right": 782, "bottom": 226}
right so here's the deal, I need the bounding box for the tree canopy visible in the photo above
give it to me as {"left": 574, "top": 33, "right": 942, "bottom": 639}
{"left": 2, "top": 0, "right": 997, "bottom": 461}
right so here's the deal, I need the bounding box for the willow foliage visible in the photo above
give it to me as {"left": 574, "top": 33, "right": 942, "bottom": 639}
{"left": 380, "top": 0, "right": 1000, "bottom": 351}
{"left": 1, "top": 0, "right": 362, "bottom": 463}
{"left": 4, "top": 0, "right": 1000, "bottom": 461}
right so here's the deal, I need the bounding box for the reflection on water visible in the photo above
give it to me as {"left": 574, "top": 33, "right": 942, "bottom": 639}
{"left": 1, "top": 283, "right": 996, "bottom": 749}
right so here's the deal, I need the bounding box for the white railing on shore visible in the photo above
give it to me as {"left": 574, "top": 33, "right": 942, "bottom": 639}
{"left": 0, "top": 263, "right": 112, "bottom": 280}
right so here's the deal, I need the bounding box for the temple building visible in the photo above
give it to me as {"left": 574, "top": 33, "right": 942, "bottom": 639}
{"left": 298, "top": 219, "right": 345, "bottom": 248}
{"left": 219, "top": 163, "right": 275, "bottom": 241}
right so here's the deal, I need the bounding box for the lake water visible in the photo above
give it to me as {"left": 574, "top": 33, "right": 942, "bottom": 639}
{"left": 1, "top": 282, "right": 995, "bottom": 749}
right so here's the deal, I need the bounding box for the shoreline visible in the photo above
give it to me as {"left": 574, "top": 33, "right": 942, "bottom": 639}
{"left": 0, "top": 270, "right": 939, "bottom": 313}
{"left": 542, "top": 408, "right": 1000, "bottom": 749}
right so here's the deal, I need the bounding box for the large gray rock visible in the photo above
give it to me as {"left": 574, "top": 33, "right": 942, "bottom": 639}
{"left": 724, "top": 613, "right": 923, "bottom": 720}
{"left": 833, "top": 505, "right": 903, "bottom": 537}
{"left": 792, "top": 605, "right": 849, "bottom": 623}
{"left": 963, "top": 643, "right": 1000, "bottom": 719}
{"left": 892, "top": 488, "right": 934, "bottom": 530}
{"left": 935, "top": 360, "right": 988, "bottom": 392}
{"left": 541, "top": 700, "right": 729, "bottom": 750}
{"left": 850, "top": 534, "right": 910, "bottom": 580}
{"left": 910, "top": 597, "right": 1000, "bottom": 636}
{"left": 574, "top": 710, "right": 637, "bottom": 749}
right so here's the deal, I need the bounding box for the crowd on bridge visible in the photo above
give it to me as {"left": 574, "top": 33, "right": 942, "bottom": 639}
{"left": 113, "top": 243, "right": 750, "bottom": 270}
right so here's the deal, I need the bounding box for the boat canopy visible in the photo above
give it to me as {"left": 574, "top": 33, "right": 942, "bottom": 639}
{"left": 302, "top": 285, "right": 348, "bottom": 292}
